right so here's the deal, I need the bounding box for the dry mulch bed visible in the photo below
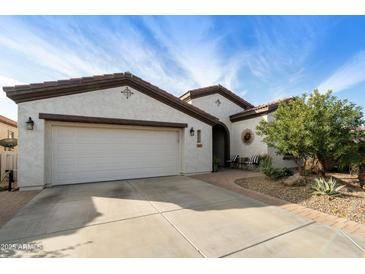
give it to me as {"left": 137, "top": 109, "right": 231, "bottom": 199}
{"left": 235, "top": 175, "right": 365, "bottom": 224}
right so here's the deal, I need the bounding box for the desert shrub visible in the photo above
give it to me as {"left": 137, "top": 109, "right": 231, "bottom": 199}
{"left": 259, "top": 154, "right": 272, "bottom": 169}
{"left": 280, "top": 167, "right": 294, "bottom": 177}
{"left": 256, "top": 90, "right": 365, "bottom": 176}
{"left": 349, "top": 164, "right": 359, "bottom": 176}
{"left": 259, "top": 155, "right": 293, "bottom": 180}
{"left": 263, "top": 167, "right": 294, "bottom": 180}
{"left": 311, "top": 177, "right": 345, "bottom": 196}
{"left": 301, "top": 169, "right": 311, "bottom": 176}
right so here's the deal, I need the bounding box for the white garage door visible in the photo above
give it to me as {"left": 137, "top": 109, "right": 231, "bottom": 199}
{"left": 50, "top": 125, "right": 180, "bottom": 185}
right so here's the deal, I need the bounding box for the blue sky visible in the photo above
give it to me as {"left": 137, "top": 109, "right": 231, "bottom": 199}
{"left": 1, "top": 16, "right": 365, "bottom": 120}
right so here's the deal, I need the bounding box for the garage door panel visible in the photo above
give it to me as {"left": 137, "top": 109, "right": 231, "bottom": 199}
{"left": 53, "top": 127, "right": 76, "bottom": 141}
{"left": 55, "top": 165, "right": 179, "bottom": 183}
{"left": 54, "top": 153, "right": 178, "bottom": 164}
{"left": 54, "top": 145, "right": 178, "bottom": 158}
{"left": 67, "top": 159, "right": 178, "bottom": 172}
{"left": 73, "top": 129, "right": 175, "bottom": 143}
{"left": 56, "top": 164, "right": 179, "bottom": 177}
{"left": 50, "top": 125, "right": 180, "bottom": 185}
{"left": 56, "top": 169, "right": 173, "bottom": 184}
{"left": 71, "top": 137, "right": 177, "bottom": 147}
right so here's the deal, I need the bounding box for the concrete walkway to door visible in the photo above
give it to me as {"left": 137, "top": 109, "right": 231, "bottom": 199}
{"left": 0, "top": 176, "right": 364, "bottom": 257}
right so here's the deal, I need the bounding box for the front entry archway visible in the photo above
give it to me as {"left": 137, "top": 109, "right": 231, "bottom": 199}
{"left": 212, "top": 122, "right": 230, "bottom": 167}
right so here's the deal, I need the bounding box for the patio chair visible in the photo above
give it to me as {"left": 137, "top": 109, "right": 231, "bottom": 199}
{"left": 239, "top": 157, "right": 249, "bottom": 169}
{"left": 242, "top": 155, "right": 260, "bottom": 168}
{"left": 226, "top": 154, "right": 239, "bottom": 168}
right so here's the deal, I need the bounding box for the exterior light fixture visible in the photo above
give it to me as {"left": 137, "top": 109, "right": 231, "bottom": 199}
{"left": 190, "top": 127, "right": 195, "bottom": 136}
{"left": 26, "top": 117, "right": 34, "bottom": 130}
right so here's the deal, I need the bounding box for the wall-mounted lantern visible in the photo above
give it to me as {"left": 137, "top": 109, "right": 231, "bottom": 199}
{"left": 190, "top": 127, "right": 195, "bottom": 136}
{"left": 26, "top": 117, "right": 34, "bottom": 130}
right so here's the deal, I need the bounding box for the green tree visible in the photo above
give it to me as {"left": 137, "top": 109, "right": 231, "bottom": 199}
{"left": 256, "top": 90, "right": 365, "bottom": 175}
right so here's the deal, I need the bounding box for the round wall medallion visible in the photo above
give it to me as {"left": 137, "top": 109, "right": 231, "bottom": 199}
{"left": 241, "top": 129, "right": 254, "bottom": 145}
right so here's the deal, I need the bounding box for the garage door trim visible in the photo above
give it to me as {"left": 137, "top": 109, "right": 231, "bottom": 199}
{"left": 39, "top": 113, "right": 188, "bottom": 129}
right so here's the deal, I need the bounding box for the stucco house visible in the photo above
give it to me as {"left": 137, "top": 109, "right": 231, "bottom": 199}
{"left": 0, "top": 114, "right": 18, "bottom": 152}
{"left": 3, "top": 72, "right": 296, "bottom": 191}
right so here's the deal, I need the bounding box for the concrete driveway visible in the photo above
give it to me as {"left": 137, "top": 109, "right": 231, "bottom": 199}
{"left": 0, "top": 176, "right": 364, "bottom": 257}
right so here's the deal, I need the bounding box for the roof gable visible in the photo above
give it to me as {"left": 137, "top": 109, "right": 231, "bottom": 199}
{"left": 3, "top": 72, "right": 219, "bottom": 126}
{"left": 180, "top": 85, "right": 254, "bottom": 109}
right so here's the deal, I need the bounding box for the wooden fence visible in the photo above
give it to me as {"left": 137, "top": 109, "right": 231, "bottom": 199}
{"left": 0, "top": 152, "right": 17, "bottom": 183}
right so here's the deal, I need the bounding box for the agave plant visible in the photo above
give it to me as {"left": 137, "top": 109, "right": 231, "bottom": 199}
{"left": 311, "top": 177, "right": 345, "bottom": 196}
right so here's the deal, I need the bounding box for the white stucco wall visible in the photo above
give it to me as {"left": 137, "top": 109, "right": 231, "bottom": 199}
{"left": 18, "top": 86, "right": 212, "bottom": 190}
{"left": 231, "top": 114, "right": 297, "bottom": 168}
{"left": 190, "top": 94, "right": 244, "bottom": 129}
{"left": 189, "top": 94, "right": 245, "bottom": 157}
{"left": 268, "top": 146, "right": 298, "bottom": 168}
{"left": 231, "top": 115, "right": 269, "bottom": 159}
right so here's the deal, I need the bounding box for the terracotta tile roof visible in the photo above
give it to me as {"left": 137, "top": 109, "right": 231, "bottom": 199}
{"left": 230, "top": 97, "right": 294, "bottom": 122}
{"left": 3, "top": 72, "right": 219, "bottom": 125}
{"left": 180, "top": 85, "right": 254, "bottom": 109}
{"left": 0, "top": 115, "right": 17, "bottom": 127}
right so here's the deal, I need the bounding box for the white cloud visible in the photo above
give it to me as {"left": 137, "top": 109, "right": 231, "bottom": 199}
{"left": 0, "top": 17, "right": 190, "bottom": 96}
{"left": 142, "top": 17, "right": 225, "bottom": 88}
{"left": 248, "top": 17, "right": 316, "bottom": 80}
{"left": 0, "top": 98, "right": 17, "bottom": 120}
{"left": 318, "top": 51, "right": 365, "bottom": 93}
{"left": 0, "top": 16, "right": 325, "bottom": 114}
{"left": 0, "top": 18, "right": 118, "bottom": 78}
{"left": 0, "top": 75, "right": 21, "bottom": 85}
{"left": 0, "top": 75, "right": 22, "bottom": 120}
{"left": 0, "top": 75, "right": 23, "bottom": 98}
{"left": 92, "top": 20, "right": 196, "bottom": 94}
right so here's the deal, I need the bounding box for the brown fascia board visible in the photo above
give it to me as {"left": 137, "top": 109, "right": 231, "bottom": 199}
{"left": 230, "top": 97, "right": 294, "bottom": 123}
{"left": 4, "top": 72, "right": 219, "bottom": 126}
{"left": 39, "top": 113, "right": 188, "bottom": 128}
{"left": 180, "top": 85, "right": 254, "bottom": 109}
{"left": 0, "top": 115, "right": 17, "bottom": 127}
{"left": 230, "top": 106, "right": 276, "bottom": 122}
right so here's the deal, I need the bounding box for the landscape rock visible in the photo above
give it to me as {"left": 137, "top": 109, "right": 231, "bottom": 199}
{"left": 282, "top": 173, "right": 306, "bottom": 187}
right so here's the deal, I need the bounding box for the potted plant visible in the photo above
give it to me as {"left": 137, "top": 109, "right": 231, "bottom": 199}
{"left": 213, "top": 156, "right": 220, "bottom": 172}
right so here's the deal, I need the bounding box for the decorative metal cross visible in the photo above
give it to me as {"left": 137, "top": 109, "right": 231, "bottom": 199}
{"left": 215, "top": 99, "right": 221, "bottom": 106}
{"left": 121, "top": 87, "right": 134, "bottom": 99}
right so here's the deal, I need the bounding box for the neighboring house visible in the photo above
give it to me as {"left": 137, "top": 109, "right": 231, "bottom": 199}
{"left": 0, "top": 115, "right": 17, "bottom": 152}
{"left": 3, "top": 72, "right": 296, "bottom": 190}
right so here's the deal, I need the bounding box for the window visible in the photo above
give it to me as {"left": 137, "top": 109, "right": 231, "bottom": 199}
{"left": 197, "top": 129, "right": 202, "bottom": 144}
{"left": 8, "top": 130, "right": 14, "bottom": 139}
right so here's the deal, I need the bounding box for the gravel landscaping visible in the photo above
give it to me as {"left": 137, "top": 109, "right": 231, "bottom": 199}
{"left": 235, "top": 175, "right": 365, "bottom": 224}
